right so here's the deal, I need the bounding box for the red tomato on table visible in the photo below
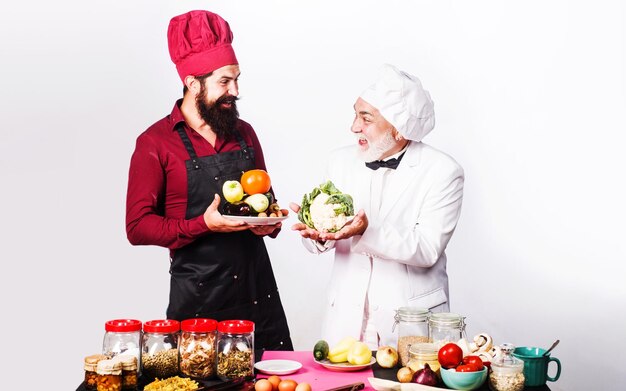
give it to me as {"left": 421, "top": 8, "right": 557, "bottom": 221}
{"left": 438, "top": 343, "right": 464, "bottom": 369}
{"left": 462, "top": 355, "right": 484, "bottom": 371}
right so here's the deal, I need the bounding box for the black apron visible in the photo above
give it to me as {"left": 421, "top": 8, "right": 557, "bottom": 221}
{"left": 167, "top": 125, "right": 293, "bottom": 351}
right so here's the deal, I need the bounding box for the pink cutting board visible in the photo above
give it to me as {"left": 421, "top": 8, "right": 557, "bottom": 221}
{"left": 258, "top": 351, "right": 374, "bottom": 390}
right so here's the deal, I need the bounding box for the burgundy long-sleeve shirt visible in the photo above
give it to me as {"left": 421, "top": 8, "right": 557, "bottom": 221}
{"left": 126, "top": 100, "right": 269, "bottom": 250}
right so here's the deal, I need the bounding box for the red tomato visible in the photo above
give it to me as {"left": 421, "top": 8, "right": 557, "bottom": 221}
{"left": 438, "top": 343, "right": 464, "bottom": 369}
{"left": 462, "top": 355, "right": 484, "bottom": 371}
{"left": 455, "top": 364, "right": 475, "bottom": 372}
{"left": 240, "top": 169, "right": 271, "bottom": 195}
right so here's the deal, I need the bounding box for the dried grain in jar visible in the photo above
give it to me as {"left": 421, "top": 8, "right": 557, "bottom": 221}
{"left": 84, "top": 354, "right": 108, "bottom": 390}
{"left": 96, "top": 359, "right": 122, "bottom": 391}
{"left": 179, "top": 318, "right": 217, "bottom": 379}
{"left": 489, "top": 343, "right": 525, "bottom": 391}
{"left": 393, "top": 307, "right": 430, "bottom": 366}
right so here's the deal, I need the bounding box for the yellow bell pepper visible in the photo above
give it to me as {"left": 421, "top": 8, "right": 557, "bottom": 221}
{"left": 347, "top": 341, "right": 372, "bottom": 365}
{"left": 328, "top": 337, "right": 357, "bottom": 363}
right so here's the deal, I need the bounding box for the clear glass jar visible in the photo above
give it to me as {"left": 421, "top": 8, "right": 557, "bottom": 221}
{"left": 407, "top": 342, "right": 441, "bottom": 377}
{"left": 102, "top": 319, "right": 142, "bottom": 366}
{"left": 111, "top": 355, "right": 138, "bottom": 390}
{"left": 179, "top": 318, "right": 218, "bottom": 379}
{"left": 428, "top": 312, "right": 466, "bottom": 348}
{"left": 216, "top": 320, "right": 254, "bottom": 381}
{"left": 141, "top": 319, "right": 180, "bottom": 380}
{"left": 393, "top": 307, "right": 429, "bottom": 366}
{"left": 96, "top": 359, "right": 122, "bottom": 391}
{"left": 489, "top": 343, "right": 525, "bottom": 391}
{"left": 84, "top": 354, "right": 108, "bottom": 390}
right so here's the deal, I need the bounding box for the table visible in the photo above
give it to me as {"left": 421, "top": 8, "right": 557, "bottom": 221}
{"left": 76, "top": 350, "right": 550, "bottom": 390}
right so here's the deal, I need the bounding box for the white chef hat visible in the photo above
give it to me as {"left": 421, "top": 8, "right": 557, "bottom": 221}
{"left": 359, "top": 64, "right": 435, "bottom": 142}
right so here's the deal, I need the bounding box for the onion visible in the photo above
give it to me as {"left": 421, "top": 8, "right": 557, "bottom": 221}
{"left": 412, "top": 363, "right": 439, "bottom": 386}
{"left": 376, "top": 346, "right": 399, "bottom": 368}
{"left": 397, "top": 367, "right": 414, "bottom": 383}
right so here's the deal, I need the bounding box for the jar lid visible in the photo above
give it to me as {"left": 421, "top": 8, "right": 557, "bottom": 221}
{"left": 182, "top": 318, "right": 218, "bottom": 333}
{"left": 428, "top": 312, "right": 463, "bottom": 326}
{"left": 105, "top": 319, "right": 142, "bottom": 332}
{"left": 112, "top": 355, "right": 137, "bottom": 370}
{"left": 84, "top": 354, "right": 108, "bottom": 371}
{"left": 96, "top": 359, "right": 122, "bottom": 375}
{"left": 396, "top": 307, "right": 429, "bottom": 320}
{"left": 218, "top": 320, "right": 254, "bottom": 334}
{"left": 408, "top": 342, "right": 438, "bottom": 356}
{"left": 143, "top": 319, "right": 180, "bottom": 333}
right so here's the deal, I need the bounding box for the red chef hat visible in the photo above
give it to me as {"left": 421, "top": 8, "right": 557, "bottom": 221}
{"left": 167, "top": 10, "right": 238, "bottom": 82}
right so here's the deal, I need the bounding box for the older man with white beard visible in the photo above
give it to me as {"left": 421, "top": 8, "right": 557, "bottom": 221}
{"left": 291, "top": 64, "right": 464, "bottom": 350}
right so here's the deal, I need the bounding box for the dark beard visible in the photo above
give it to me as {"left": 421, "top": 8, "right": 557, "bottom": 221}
{"left": 196, "top": 89, "right": 240, "bottom": 139}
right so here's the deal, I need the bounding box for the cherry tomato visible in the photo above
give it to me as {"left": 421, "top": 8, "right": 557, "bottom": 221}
{"left": 241, "top": 169, "right": 271, "bottom": 195}
{"left": 438, "top": 343, "right": 464, "bottom": 369}
{"left": 455, "top": 364, "right": 474, "bottom": 372}
{"left": 462, "top": 355, "right": 484, "bottom": 371}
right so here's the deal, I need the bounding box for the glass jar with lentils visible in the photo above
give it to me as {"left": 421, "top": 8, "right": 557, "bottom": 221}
{"left": 141, "top": 319, "right": 180, "bottom": 381}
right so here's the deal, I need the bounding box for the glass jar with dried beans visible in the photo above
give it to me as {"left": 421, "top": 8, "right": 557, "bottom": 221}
{"left": 179, "top": 318, "right": 218, "bottom": 380}
{"left": 96, "top": 359, "right": 122, "bottom": 391}
{"left": 141, "top": 319, "right": 180, "bottom": 381}
{"left": 112, "top": 355, "right": 138, "bottom": 390}
{"left": 393, "top": 307, "right": 430, "bottom": 366}
{"left": 84, "top": 354, "right": 108, "bottom": 390}
{"left": 216, "top": 320, "right": 254, "bottom": 381}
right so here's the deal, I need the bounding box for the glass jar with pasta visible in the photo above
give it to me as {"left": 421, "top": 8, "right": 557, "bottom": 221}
{"left": 179, "top": 318, "right": 218, "bottom": 379}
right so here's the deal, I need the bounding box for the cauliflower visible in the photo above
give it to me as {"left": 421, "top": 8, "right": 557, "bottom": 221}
{"left": 298, "top": 180, "right": 354, "bottom": 233}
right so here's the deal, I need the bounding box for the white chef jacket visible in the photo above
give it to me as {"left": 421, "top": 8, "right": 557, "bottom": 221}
{"left": 303, "top": 141, "right": 464, "bottom": 348}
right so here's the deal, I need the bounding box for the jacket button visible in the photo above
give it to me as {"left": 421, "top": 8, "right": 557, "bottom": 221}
{"left": 234, "top": 275, "right": 238, "bottom": 279}
{"left": 214, "top": 176, "right": 219, "bottom": 181}
{"left": 198, "top": 282, "right": 203, "bottom": 287}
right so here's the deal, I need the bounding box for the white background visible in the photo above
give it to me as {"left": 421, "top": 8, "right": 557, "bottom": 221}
{"left": 1, "top": 1, "right": 624, "bottom": 390}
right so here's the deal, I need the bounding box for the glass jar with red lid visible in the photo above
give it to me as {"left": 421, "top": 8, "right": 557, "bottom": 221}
{"left": 141, "top": 319, "right": 180, "bottom": 380}
{"left": 216, "top": 320, "right": 254, "bottom": 381}
{"left": 102, "top": 319, "right": 142, "bottom": 364}
{"left": 179, "top": 318, "right": 218, "bottom": 379}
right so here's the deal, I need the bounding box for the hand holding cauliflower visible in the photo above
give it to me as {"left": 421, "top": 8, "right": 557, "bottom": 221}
{"left": 298, "top": 180, "right": 354, "bottom": 233}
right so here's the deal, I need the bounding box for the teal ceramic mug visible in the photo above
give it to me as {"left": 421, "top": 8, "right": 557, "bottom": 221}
{"left": 513, "top": 346, "right": 561, "bottom": 387}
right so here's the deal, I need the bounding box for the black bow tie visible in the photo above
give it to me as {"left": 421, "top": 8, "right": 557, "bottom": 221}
{"left": 365, "top": 152, "right": 405, "bottom": 170}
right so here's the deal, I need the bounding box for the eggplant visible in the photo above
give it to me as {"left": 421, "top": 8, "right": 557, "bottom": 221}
{"left": 223, "top": 201, "right": 251, "bottom": 216}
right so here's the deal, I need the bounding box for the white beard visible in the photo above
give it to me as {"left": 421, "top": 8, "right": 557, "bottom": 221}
{"left": 357, "top": 131, "right": 396, "bottom": 162}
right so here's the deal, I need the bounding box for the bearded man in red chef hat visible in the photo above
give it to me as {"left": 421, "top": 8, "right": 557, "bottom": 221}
{"left": 125, "top": 10, "right": 293, "bottom": 350}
